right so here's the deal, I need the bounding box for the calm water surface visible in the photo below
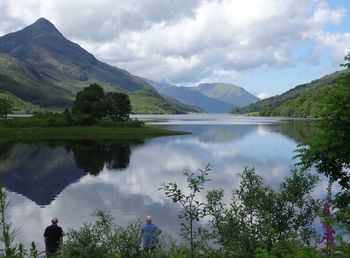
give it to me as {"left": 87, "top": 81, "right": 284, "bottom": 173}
{"left": 0, "top": 114, "right": 320, "bottom": 250}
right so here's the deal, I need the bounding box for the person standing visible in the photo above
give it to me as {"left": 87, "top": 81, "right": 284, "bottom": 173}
{"left": 43, "top": 217, "right": 63, "bottom": 255}
{"left": 141, "top": 216, "right": 161, "bottom": 252}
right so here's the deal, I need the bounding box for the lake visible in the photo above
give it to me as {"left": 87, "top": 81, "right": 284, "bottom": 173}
{"left": 0, "top": 114, "right": 322, "bottom": 251}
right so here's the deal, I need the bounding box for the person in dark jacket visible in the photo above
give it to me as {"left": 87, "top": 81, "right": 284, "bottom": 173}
{"left": 43, "top": 217, "right": 63, "bottom": 255}
{"left": 141, "top": 216, "right": 161, "bottom": 251}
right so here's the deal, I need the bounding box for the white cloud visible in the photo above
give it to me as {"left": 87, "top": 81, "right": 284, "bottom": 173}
{"left": 257, "top": 92, "right": 270, "bottom": 99}
{"left": 308, "top": 31, "right": 350, "bottom": 64}
{"left": 213, "top": 69, "right": 241, "bottom": 80}
{"left": 0, "top": 0, "right": 349, "bottom": 87}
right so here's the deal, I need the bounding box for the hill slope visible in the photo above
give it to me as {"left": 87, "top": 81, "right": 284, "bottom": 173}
{"left": 0, "top": 18, "right": 196, "bottom": 113}
{"left": 0, "top": 92, "right": 45, "bottom": 114}
{"left": 0, "top": 18, "right": 150, "bottom": 92}
{"left": 193, "top": 83, "right": 259, "bottom": 107}
{"left": 129, "top": 88, "right": 202, "bottom": 114}
{"left": 147, "top": 80, "right": 258, "bottom": 113}
{"left": 240, "top": 69, "right": 350, "bottom": 117}
{"left": 146, "top": 80, "right": 231, "bottom": 113}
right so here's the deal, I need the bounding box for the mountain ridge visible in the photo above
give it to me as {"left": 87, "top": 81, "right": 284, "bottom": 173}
{"left": 147, "top": 80, "right": 259, "bottom": 113}
{"left": 0, "top": 18, "right": 198, "bottom": 113}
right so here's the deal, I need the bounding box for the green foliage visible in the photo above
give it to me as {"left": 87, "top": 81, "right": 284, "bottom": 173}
{"left": 240, "top": 69, "right": 350, "bottom": 117}
{"left": 297, "top": 54, "right": 350, "bottom": 210}
{"left": 0, "top": 111, "right": 144, "bottom": 129}
{"left": 0, "top": 93, "right": 45, "bottom": 115}
{"left": 340, "top": 52, "right": 350, "bottom": 69}
{"left": 160, "top": 164, "right": 211, "bottom": 258}
{"left": 270, "top": 238, "right": 319, "bottom": 258}
{"left": 55, "top": 210, "right": 117, "bottom": 258}
{"left": 71, "top": 83, "right": 132, "bottom": 123}
{"left": 279, "top": 168, "right": 321, "bottom": 244}
{"left": 0, "top": 182, "right": 24, "bottom": 258}
{"left": 218, "top": 167, "right": 320, "bottom": 258}
{"left": 206, "top": 189, "right": 225, "bottom": 245}
{"left": 72, "top": 83, "right": 106, "bottom": 121}
{"left": 0, "top": 165, "right": 349, "bottom": 257}
{"left": 1, "top": 112, "right": 69, "bottom": 127}
{"left": 0, "top": 98, "right": 11, "bottom": 119}
{"left": 54, "top": 210, "right": 176, "bottom": 258}
{"left": 105, "top": 92, "right": 132, "bottom": 121}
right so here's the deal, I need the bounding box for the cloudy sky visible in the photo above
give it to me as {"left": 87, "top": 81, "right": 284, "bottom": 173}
{"left": 1, "top": 0, "right": 350, "bottom": 98}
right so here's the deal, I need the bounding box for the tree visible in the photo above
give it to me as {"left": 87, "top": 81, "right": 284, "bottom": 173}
{"left": 160, "top": 164, "right": 211, "bottom": 258}
{"left": 71, "top": 84, "right": 132, "bottom": 124}
{"left": 218, "top": 167, "right": 320, "bottom": 257}
{"left": 105, "top": 92, "right": 131, "bottom": 122}
{"left": 71, "top": 83, "right": 106, "bottom": 121}
{"left": 297, "top": 53, "right": 350, "bottom": 207}
{"left": 0, "top": 99, "right": 11, "bottom": 119}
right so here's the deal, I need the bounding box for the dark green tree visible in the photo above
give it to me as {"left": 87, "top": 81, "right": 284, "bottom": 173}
{"left": 0, "top": 99, "right": 11, "bottom": 119}
{"left": 297, "top": 53, "right": 350, "bottom": 207}
{"left": 71, "top": 84, "right": 106, "bottom": 122}
{"left": 71, "top": 84, "right": 132, "bottom": 124}
{"left": 105, "top": 92, "right": 131, "bottom": 122}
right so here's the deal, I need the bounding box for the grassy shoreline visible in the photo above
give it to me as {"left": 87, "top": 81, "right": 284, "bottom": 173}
{"left": 0, "top": 125, "right": 190, "bottom": 140}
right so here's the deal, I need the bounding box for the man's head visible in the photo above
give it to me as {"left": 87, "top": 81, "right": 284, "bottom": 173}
{"left": 145, "top": 215, "right": 152, "bottom": 224}
{"left": 51, "top": 217, "right": 59, "bottom": 224}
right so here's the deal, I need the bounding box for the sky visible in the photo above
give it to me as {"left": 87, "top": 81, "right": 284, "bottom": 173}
{"left": 0, "top": 0, "right": 350, "bottom": 98}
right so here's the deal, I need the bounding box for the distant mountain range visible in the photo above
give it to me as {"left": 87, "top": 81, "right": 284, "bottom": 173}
{"left": 146, "top": 80, "right": 259, "bottom": 113}
{"left": 240, "top": 69, "right": 350, "bottom": 117}
{"left": 0, "top": 18, "right": 198, "bottom": 113}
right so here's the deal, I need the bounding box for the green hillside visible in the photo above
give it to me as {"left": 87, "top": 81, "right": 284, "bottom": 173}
{"left": 0, "top": 18, "right": 196, "bottom": 114}
{"left": 193, "top": 82, "right": 259, "bottom": 107}
{"left": 0, "top": 92, "right": 46, "bottom": 114}
{"left": 129, "top": 89, "right": 201, "bottom": 114}
{"left": 239, "top": 69, "right": 350, "bottom": 117}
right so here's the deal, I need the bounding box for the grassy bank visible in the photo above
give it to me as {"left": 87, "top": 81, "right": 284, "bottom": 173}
{"left": 0, "top": 125, "right": 189, "bottom": 141}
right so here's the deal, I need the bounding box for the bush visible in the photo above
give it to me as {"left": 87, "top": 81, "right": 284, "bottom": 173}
{"left": 54, "top": 210, "right": 177, "bottom": 258}
{"left": 2, "top": 113, "right": 69, "bottom": 127}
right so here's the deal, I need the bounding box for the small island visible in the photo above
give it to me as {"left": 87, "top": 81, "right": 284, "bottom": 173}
{"left": 0, "top": 84, "right": 189, "bottom": 141}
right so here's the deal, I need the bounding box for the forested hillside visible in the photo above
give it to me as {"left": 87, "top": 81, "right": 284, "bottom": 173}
{"left": 0, "top": 92, "right": 45, "bottom": 114}
{"left": 238, "top": 69, "right": 350, "bottom": 117}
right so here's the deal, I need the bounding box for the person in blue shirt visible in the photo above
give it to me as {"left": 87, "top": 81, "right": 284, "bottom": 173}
{"left": 141, "top": 215, "right": 161, "bottom": 251}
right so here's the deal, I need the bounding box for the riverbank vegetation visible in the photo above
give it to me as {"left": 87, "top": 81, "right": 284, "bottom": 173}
{"left": 0, "top": 84, "right": 188, "bottom": 140}
{"left": 0, "top": 165, "right": 349, "bottom": 257}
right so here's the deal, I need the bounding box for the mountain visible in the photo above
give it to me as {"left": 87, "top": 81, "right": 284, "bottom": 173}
{"left": 0, "top": 18, "right": 197, "bottom": 113}
{"left": 193, "top": 83, "right": 259, "bottom": 106}
{"left": 239, "top": 69, "right": 350, "bottom": 117}
{"left": 147, "top": 80, "right": 258, "bottom": 113}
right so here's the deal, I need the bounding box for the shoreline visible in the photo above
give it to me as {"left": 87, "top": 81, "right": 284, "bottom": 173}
{"left": 0, "top": 125, "right": 190, "bottom": 141}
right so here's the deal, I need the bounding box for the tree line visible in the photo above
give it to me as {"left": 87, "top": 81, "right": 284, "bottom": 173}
{"left": 0, "top": 83, "right": 136, "bottom": 127}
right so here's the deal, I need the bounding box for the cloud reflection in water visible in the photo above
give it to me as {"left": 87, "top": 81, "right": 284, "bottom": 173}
{"left": 1, "top": 116, "right": 322, "bottom": 250}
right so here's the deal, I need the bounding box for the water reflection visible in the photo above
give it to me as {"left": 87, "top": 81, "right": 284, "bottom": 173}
{"left": 0, "top": 140, "right": 143, "bottom": 205}
{"left": 65, "top": 140, "right": 139, "bottom": 175}
{"left": 0, "top": 116, "right": 321, "bottom": 250}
